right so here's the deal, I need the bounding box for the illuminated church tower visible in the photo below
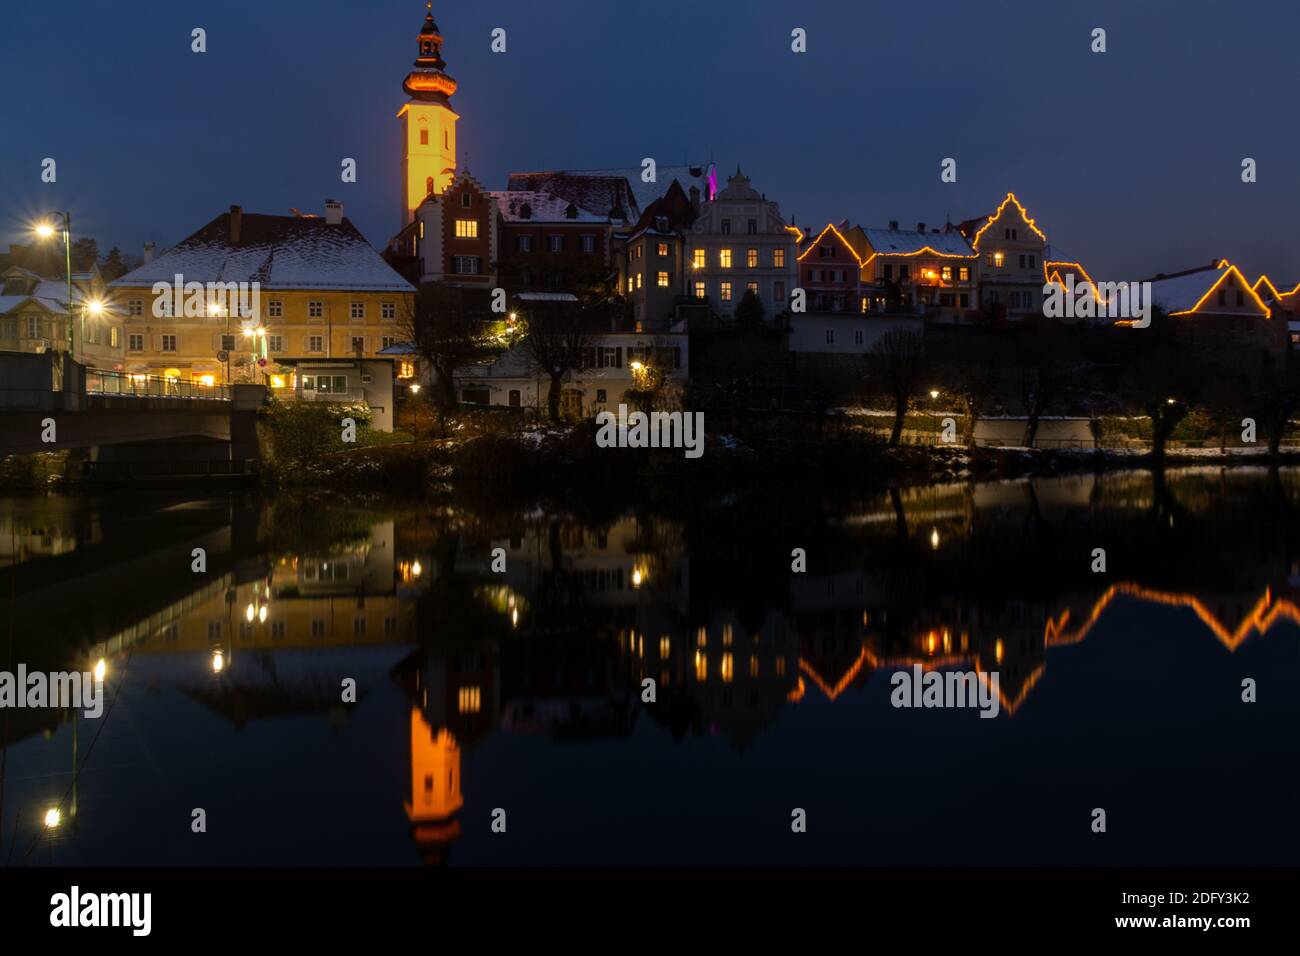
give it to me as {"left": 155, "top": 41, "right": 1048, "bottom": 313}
{"left": 398, "top": 4, "right": 459, "bottom": 225}
{"left": 405, "top": 707, "right": 463, "bottom": 865}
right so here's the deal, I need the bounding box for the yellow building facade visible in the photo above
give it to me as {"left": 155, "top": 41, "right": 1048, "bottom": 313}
{"left": 398, "top": 5, "right": 459, "bottom": 225}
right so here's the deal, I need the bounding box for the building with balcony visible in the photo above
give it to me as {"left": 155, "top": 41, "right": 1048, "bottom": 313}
{"left": 851, "top": 221, "right": 978, "bottom": 322}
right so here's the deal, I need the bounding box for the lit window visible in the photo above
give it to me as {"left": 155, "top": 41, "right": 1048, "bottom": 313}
{"left": 959, "top": 267, "right": 970, "bottom": 281}
{"left": 746, "top": 282, "right": 758, "bottom": 297}
{"left": 719, "top": 249, "right": 732, "bottom": 269}
{"left": 747, "top": 248, "right": 758, "bottom": 268}
{"left": 773, "top": 249, "right": 785, "bottom": 268}
{"left": 455, "top": 219, "right": 478, "bottom": 239}
{"left": 720, "top": 282, "right": 732, "bottom": 301}
{"left": 458, "top": 686, "right": 481, "bottom": 713}
{"left": 657, "top": 271, "right": 670, "bottom": 287}
{"left": 693, "top": 281, "right": 706, "bottom": 299}
{"left": 692, "top": 249, "right": 706, "bottom": 269}
{"left": 657, "top": 242, "right": 669, "bottom": 257}
{"left": 941, "top": 266, "right": 952, "bottom": 281}
{"left": 993, "top": 252, "right": 1005, "bottom": 267}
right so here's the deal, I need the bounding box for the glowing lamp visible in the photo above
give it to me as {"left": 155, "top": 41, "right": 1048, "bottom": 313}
{"left": 85, "top": 299, "right": 105, "bottom": 317}
{"left": 211, "top": 650, "right": 225, "bottom": 674}
{"left": 93, "top": 658, "right": 106, "bottom": 682}
{"left": 44, "top": 808, "right": 61, "bottom": 829}
{"left": 34, "top": 223, "right": 57, "bottom": 240}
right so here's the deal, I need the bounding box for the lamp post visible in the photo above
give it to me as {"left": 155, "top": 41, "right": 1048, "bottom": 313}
{"left": 33, "top": 213, "right": 74, "bottom": 359}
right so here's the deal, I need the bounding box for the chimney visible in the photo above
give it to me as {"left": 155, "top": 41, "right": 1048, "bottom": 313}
{"left": 229, "top": 205, "right": 243, "bottom": 245}
{"left": 142, "top": 241, "right": 155, "bottom": 264}
{"left": 889, "top": 220, "right": 898, "bottom": 231}
{"left": 917, "top": 222, "right": 925, "bottom": 233}
{"left": 325, "top": 199, "right": 343, "bottom": 225}
{"left": 689, "top": 185, "right": 700, "bottom": 212}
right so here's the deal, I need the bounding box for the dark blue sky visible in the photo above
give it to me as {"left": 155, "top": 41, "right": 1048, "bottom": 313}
{"left": 4, "top": 0, "right": 1298, "bottom": 282}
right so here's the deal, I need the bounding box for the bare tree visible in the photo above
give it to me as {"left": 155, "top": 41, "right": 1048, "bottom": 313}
{"left": 399, "top": 282, "right": 510, "bottom": 409}
{"left": 522, "top": 298, "right": 599, "bottom": 423}
{"left": 868, "top": 329, "right": 926, "bottom": 447}
{"left": 1017, "top": 317, "right": 1073, "bottom": 447}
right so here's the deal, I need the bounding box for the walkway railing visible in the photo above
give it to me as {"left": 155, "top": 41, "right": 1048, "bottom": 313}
{"left": 85, "top": 368, "right": 230, "bottom": 400}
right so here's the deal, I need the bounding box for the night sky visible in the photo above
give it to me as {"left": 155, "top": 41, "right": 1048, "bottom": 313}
{"left": 4, "top": 0, "right": 1298, "bottom": 282}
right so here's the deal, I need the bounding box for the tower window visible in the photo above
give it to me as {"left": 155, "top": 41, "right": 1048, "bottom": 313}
{"left": 444, "top": 131, "right": 449, "bottom": 149}
{"left": 419, "top": 130, "right": 428, "bottom": 145}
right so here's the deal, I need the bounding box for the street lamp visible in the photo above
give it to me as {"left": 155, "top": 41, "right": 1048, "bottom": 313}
{"left": 32, "top": 213, "right": 74, "bottom": 359}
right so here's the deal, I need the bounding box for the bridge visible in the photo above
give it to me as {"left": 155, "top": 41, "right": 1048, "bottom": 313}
{"left": 0, "top": 350, "right": 264, "bottom": 468}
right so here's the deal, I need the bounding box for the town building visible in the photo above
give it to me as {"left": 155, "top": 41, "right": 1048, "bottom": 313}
{"left": 615, "top": 182, "right": 697, "bottom": 331}
{"left": 796, "top": 223, "right": 864, "bottom": 313}
{"left": 850, "top": 221, "right": 978, "bottom": 322}
{"left": 0, "top": 262, "right": 123, "bottom": 368}
{"left": 109, "top": 202, "right": 414, "bottom": 390}
{"left": 684, "top": 167, "right": 798, "bottom": 322}
{"left": 492, "top": 191, "right": 612, "bottom": 295}
{"left": 957, "top": 193, "right": 1049, "bottom": 321}
{"left": 409, "top": 170, "right": 500, "bottom": 287}
{"left": 1143, "top": 261, "right": 1284, "bottom": 367}
{"left": 273, "top": 356, "right": 398, "bottom": 431}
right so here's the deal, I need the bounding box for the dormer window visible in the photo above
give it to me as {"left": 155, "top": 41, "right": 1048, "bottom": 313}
{"left": 655, "top": 215, "right": 669, "bottom": 231}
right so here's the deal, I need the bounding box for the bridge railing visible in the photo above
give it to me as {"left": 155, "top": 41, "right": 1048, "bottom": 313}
{"left": 85, "top": 369, "right": 230, "bottom": 401}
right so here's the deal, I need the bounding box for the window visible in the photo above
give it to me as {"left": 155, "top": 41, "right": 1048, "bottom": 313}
{"left": 657, "top": 271, "right": 670, "bottom": 287}
{"left": 350, "top": 301, "right": 365, "bottom": 319}
{"left": 381, "top": 301, "right": 396, "bottom": 320}
{"left": 825, "top": 329, "right": 835, "bottom": 345}
{"left": 596, "top": 389, "right": 607, "bottom": 403}
{"left": 657, "top": 242, "right": 669, "bottom": 257}
{"left": 455, "top": 219, "right": 478, "bottom": 238}
{"left": 128, "top": 333, "right": 144, "bottom": 351}
{"left": 381, "top": 336, "right": 396, "bottom": 350}
{"left": 267, "top": 299, "right": 283, "bottom": 318}
{"left": 941, "top": 266, "right": 952, "bottom": 281}
{"left": 635, "top": 273, "right": 642, "bottom": 289}
{"left": 992, "top": 252, "right": 1005, "bottom": 267}
{"left": 746, "top": 248, "right": 758, "bottom": 268}
{"left": 419, "top": 129, "right": 428, "bottom": 145}
{"left": 1027, "top": 255, "right": 1036, "bottom": 268}
{"left": 267, "top": 334, "right": 283, "bottom": 352}
{"left": 597, "top": 347, "right": 622, "bottom": 368}
{"left": 773, "top": 248, "right": 785, "bottom": 268}
{"left": 883, "top": 263, "right": 893, "bottom": 279}
{"left": 110, "top": 327, "right": 120, "bottom": 348}
{"left": 774, "top": 281, "right": 785, "bottom": 301}
{"left": 309, "top": 300, "right": 323, "bottom": 317}
{"left": 960, "top": 293, "right": 969, "bottom": 308}
{"left": 310, "top": 375, "right": 348, "bottom": 393}
{"left": 161, "top": 334, "right": 177, "bottom": 352}
{"left": 694, "top": 281, "right": 706, "bottom": 299}
{"left": 128, "top": 298, "right": 143, "bottom": 316}
{"left": 308, "top": 334, "right": 324, "bottom": 352}
{"left": 746, "top": 281, "right": 758, "bottom": 297}
{"left": 508, "top": 389, "right": 521, "bottom": 407}
{"left": 548, "top": 235, "right": 564, "bottom": 252}
{"left": 627, "top": 275, "right": 635, "bottom": 293}
{"left": 461, "top": 191, "right": 471, "bottom": 208}
{"left": 719, "top": 249, "right": 732, "bottom": 269}
{"left": 516, "top": 235, "right": 532, "bottom": 252}
{"left": 820, "top": 245, "right": 833, "bottom": 258}
{"left": 454, "top": 256, "right": 481, "bottom": 274}
{"left": 899, "top": 264, "right": 909, "bottom": 280}
{"left": 25, "top": 316, "right": 40, "bottom": 338}
{"left": 582, "top": 235, "right": 596, "bottom": 253}
{"left": 959, "top": 267, "right": 970, "bottom": 281}
{"left": 721, "top": 219, "right": 731, "bottom": 235}
{"left": 692, "top": 249, "right": 706, "bottom": 269}
{"left": 351, "top": 336, "right": 365, "bottom": 353}
{"left": 720, "top": 281, "right": 732, "bottom": 302}
{"left": 854, "top": 329, "right": 864, "bottom": 345}
{"left": 747, "top": 219, "right": 758, "bottom": 235}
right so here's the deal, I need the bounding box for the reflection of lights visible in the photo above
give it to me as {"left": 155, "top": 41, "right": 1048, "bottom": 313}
{"left": 258, "top": 605, "right": 267, "bottom": 624}
{"left": 511, "top": 607, "right": 518, "bottom": 628}
{"left": 44, "top": 808, "right": 61, "bottom": 829}
{"left": 245, "top": 603, "right": 255, "bottom": 622}
{"left": 995, "top": 638, "right": 1004, "bottom": 664}
{"left": 927, "top": 632, "right": 936, "bottom": 655}
{"left": 930, "top": 528, "right": 940, "bottom": 550}
{"left": 631, "top": 567, "right": 644, "bottom": 587}
{"left": 721, "top": 652, "right": 734, "bottom": 683}
{"left": 659, "top": 636, "right": 671, "bottom": 658}
{"left": 411, "top": 560, "right": 422, "bottom": 577}
{"left": 211, "top": 650, "right": 225, "bottom": 674}
{"left": 929, "top": 389, "right": 939, "bottom": 399}
{"left": 93, "top": 659, "right": 106, "bottom": 682}
{"left": 694, "top": 650, "right": 707, "bottom": 682}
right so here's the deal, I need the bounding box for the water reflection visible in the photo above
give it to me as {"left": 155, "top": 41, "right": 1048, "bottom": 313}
{"left": 2, "top": 468, "right": 1299, "bottom": 865}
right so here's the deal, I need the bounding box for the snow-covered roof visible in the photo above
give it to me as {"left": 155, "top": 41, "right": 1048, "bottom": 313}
{"left": 860, "top": 228, "right": 976, "bottom": 257}
{"left": 491, "top": 190, "right": 606, "bottom": 223}
{"left": 1147, "top": 264, "right": 1230, "bottom": 314}
{"left": 516, "top": 292, "right": 578, "bottom": 302}
{"left": 507, "top": 163, "right": 714, "bottom": 221}
{"left": 377, "top": 340, "right": 417, "bottom": 355}
{"left": 110, "top": 211, "right": 415, "bottom": 292}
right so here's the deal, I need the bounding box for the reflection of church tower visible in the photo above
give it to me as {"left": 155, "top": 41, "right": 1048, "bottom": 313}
{"left": 398, "top": 4, "right": 459, "bottom": 226}
{"left": 405, "top": 706, "right": 463, "bottom": 865}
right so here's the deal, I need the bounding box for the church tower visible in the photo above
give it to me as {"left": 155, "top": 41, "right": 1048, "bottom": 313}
{"left": 398, "top": 4, "right": 459, "bottom": 226}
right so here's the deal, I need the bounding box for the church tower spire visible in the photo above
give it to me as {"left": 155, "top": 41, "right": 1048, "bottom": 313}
{"left": 397, "top": 4, "right": 459, "bottom": 225}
